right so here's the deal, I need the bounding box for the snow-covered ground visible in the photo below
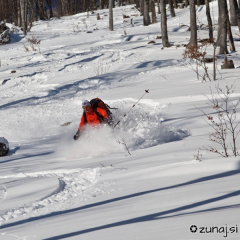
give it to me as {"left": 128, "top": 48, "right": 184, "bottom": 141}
{"left": 1, "top": 1, "right": 240, "bottom": 239}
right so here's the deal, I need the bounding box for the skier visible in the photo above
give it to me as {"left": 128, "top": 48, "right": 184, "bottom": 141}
{"left": 73, "top": 99, "right": 112, "bottom": 140}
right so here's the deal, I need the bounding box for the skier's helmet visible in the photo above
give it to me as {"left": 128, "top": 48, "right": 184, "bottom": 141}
{"left": 82, "top": 100, "right": 91, "bottom": 107}
{"left": 82, "top": 100, "right": 91, "bottom": 112}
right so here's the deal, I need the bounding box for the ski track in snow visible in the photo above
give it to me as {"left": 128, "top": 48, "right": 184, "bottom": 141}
{"left": 0, "top": 232, "right": 33, "bottom": 240}
{"left": 0, "top": 168, "right": 113, "bottom": 226}
{"left": 0, "top": 185, "right": 7, "bottom": 204}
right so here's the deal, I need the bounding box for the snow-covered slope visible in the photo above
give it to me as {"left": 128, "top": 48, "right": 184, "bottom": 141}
{"left": 0, "top": 2, "right": 240, "bottom": 239}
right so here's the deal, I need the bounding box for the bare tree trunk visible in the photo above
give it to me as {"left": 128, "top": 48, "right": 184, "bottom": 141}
{"left": 227, "top": 6, "right": 236, "bottom": 51}
{"left": 99, "top": 0, "right": 103, "bottom": 9}
{"left": 187, "top": 0, "right": 197, "bottom": 48}
{"left": 46, "top": 0, "right": 53, "bottom": 18}
{"left": 169, "top": 0, "right": 175, "bottom": 17}
{"left": 105, "top": 0, "right": 109, "bottom": 8}
{"left": 234, "top": 0, "right": 240, "bottom": 31}
{"left": 205, "top": 0, "right": 213, "bottom": 42}
{"left": 118, "top": 0, "right": 122, "bottom": 7}
{"left": 213, "top": 46, "right": 216, "bottom": 80}
{"left": 160, "top": 0, "right": 171, "bottom": 47}
{"left": 229, "top": 0, "right": 238, "bottom": 26}
{"left": 17, "top": 0, "right": 22, "bottom": 27}
{"left": 151, "top": 0, "right": 157, "bottom": 23}
{"left": 63, "top": 0, "right": 69, "bottom": 15}
{"left": 11, "top": 0, "right": 19, "bottom": 24}
{"left": 24, "top": 0, "right": 28, "bottom": 31}
{"left": 218, "top": 0, "right": 228, "bottom": 54}
{"left": 37, "top": 0, "right": 47, "bottom": 19}
{"left": 20, "top": 0, "right": 27, "bottom": 35}
{"left": 109, "top": 0, "right": 113, "bottom": 31}
{"left": 28, "top": 0, "right": 35, "bottom": 28}
{"left": 197, "top": 0, "right": 200, "bottom": 6}
{"left": 173, "top": 0, "right": 177, "bottom": 8}
{"left": 140, "top": 0, "right": 144, "bottom": 15}
{"left": 74, "top": 0, "right": 78, "bottom": 14}
{"left": 136, "top": 0, "right": 140, "bottom": 8}
{"left": 157, "top": 0, "right": 160, "bottom": 14}
{"left": 41, "top": 0, "right": 48, "bottom": 19}
{"left": 185, "top": 0, "right": 189, "bottom": 7}
{"left": 143, "top": 0, "right": 150, "bottom": 25}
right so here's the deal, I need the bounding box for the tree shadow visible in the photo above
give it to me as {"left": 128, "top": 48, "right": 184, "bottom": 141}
{"left": 58, "top": 54, "right": 102, "bottom": 72}
{"left": 0, "top": 166, "right": 239, "bottom": 233}
{"left": 0, "top": 57, "right": 178, "bottom": 110}
{"left": 0, "top": 151, "right": 53, "bottom": 165}
{"left": 10, "top": 33, "right": 25, "bottom": 44}
{"left": 43, "top": 190, "right": 240, "bottom": 239}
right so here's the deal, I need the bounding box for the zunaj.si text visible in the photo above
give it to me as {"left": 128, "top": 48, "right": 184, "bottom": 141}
{"left": 190, "top": 224, "right": 238, "bottom": 238}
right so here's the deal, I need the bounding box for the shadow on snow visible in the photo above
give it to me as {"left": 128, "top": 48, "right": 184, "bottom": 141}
{"left": 1, "top": 166, "right": 239, "bottom": 238}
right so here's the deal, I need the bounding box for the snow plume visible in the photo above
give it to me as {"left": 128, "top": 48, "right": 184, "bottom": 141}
{"left": 110, "top": 99, "right": 190, "bottom": 150}
{"left": 58, "top": 99, "right": 189, "bottom": 159}
{"left": 57, "top": 125, "right": 125, "bottom": 159}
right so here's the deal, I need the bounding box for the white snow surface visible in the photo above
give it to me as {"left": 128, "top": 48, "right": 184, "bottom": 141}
{"left": 0, "top": 2, "right": 240, "bottom": 239}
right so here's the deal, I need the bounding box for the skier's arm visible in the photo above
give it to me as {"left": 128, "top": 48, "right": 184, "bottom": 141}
{"left": 74, "top": 115, "right": 85, "bottom": 140}
{"left": 97, "top": 107, "right": 114, "bottom": 127}
{"left": 78, "top": 115, "right": 86, "bottom": 131}
{"left": 96, "top": 107, "right": 108, "bottom": 119}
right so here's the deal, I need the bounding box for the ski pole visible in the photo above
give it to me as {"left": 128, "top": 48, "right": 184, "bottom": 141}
{"left": 113, "top": 89, "right": 149, "bottom": 129}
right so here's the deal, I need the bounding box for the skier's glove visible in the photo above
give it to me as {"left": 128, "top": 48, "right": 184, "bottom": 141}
{"left": 73, "top": 130, "right": 80, "bottom": 140}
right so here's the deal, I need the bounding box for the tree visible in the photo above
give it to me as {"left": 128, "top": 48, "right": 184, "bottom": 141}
{"left": 234, "top": 0, "right": 240, "bottom": 31}
{"left": 205, "top": 0, "right": 213, "bottom": 42}
{"left": 201, "top": 84, "right": 240, "bottom": 157}
{"left": 46, "top": 0, "right": 53, "bottom": 18}
{"left": 218, "top": 0, "right": 228, "bottom": 54}
{"left": 228, "top": 0, "right": 240, "bottom": 32}
{"left": 109, "top": 0, "right": 113, "bottom": 31}
{"left": 227, "top": 5, "right": 236, "bottom": 51}
{"left": 37, "top": 0, "right": 48, "bottom": 19}
{"left": 99, "top": 0, "right": 103, "bottom": 9}
{"left": 157, "top": 0, "right": 160, "bottom": 14}
{"left": 169, "top": 0, "right": 176, "bottom": 17}
{"left": 185, "top": 0, "right": 189, "bottom": 7}
{"left": 229, "top": 0, "right": 238, "bottom": 26}
{"left": 160, "top": 0, "right": 170, "bottom": 47}
{"left": 143, "top": 0, "right": 150, "bottom": 26}
{"left": 20, "top": 0, "right": 27, "bottom": 35}
{"left": 140, "top": 0, "right": 144, "bottom": 15}
{"left": 187, "top": 0, "right": 197, "bottom": 48}
{"left": 151, "top": 0, "right": 157, "bottom": 23}
{"left": 173, "top": 0, "right": 177, "bottom": 9}
{"left": 135, "top": 0, "right": 140, "bottom": 8}
{"left": 17, "top": 0, "right": 22, "bottom": 27}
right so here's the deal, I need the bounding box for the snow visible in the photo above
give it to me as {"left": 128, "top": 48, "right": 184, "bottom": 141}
{"left": 0, "top": 1, "right": 240, "bottom": 239}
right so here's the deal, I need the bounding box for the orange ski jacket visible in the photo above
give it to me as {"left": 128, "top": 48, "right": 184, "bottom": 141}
{"left": 78, "top": 105, "right": 108, "bottom": 131}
